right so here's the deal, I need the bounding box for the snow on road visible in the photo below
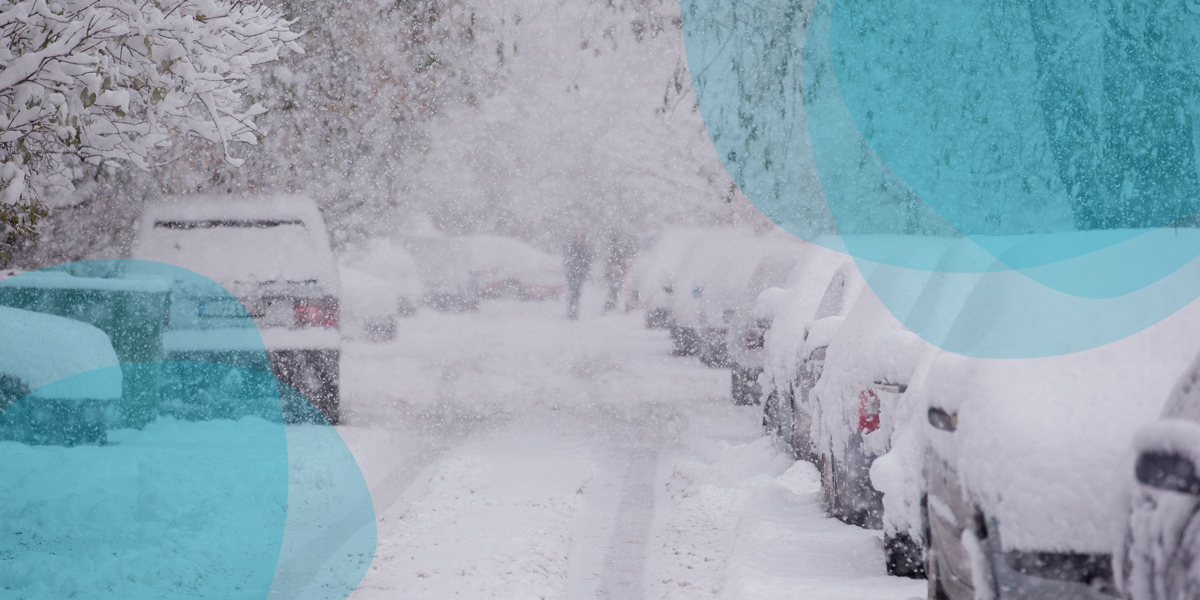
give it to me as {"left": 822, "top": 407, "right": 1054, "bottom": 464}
{"left": 336, "top": 287, "right": 924, "bottom": 599}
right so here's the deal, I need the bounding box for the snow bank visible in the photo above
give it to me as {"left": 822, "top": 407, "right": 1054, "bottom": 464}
{"left": 648, "top": 399, "right": 923, "bottom": 600}
{"left": 0, "top": 417, "right": 288, "bottom": 599}
{"left": 0, "top": 306, "right": 120, "bottom": 399}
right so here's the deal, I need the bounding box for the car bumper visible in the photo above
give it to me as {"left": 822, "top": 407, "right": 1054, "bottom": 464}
{"left": 161, "top": 328, "right": 341, "bottom": 424}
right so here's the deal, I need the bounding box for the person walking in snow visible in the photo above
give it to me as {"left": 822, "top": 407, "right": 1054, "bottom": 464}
{"left": 602, "top": 232, "right": 634, "bottom": 314}
{"left": 563, "top": 230, "right": 591, "bottom": 320}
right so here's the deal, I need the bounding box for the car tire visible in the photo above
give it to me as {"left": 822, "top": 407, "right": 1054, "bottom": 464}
{"left": 762, "top": 389, "right": 780, "bottom": 434}
{"left": 822, "top": 452, "right": 840, "bottom": 518}
{"left": 884, "top": 532, "right": 926, "bottom": 579}
{"left": 731, "top": 366, "right": 760, "bottom": 406}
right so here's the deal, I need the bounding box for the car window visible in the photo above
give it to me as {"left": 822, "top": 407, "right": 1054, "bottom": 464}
{"left": 813, "top": 272, "right": 847, "bottom": 320}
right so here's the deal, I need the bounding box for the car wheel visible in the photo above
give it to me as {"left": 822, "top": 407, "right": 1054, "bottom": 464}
{"left": 731, "top": 368, "right": 752, "bottom": 405}
{"left": 884, "top": 532, "right": 926, "bottom": 579}
{"left": 822, "top": 452, "right": 840, "bottom": 518}
{"left": 762, "top": 389, "right": 780, "bottom": 434}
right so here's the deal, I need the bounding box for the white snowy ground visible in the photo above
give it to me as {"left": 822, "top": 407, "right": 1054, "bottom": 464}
{"left": 337, "top": 286, "right": 924, "bottom": 600}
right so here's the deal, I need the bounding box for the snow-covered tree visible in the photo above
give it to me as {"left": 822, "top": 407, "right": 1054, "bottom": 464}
{"left": 141, "top": 0, "right": 509, "bottom": 247}
{"left": 0, "top": 0, "right": 299, "bottom": 253}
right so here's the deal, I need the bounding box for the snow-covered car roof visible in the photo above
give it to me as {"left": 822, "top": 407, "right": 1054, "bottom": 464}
{"left": 0, "top": 306, "right": 121, "bottom": 399}
{"left": 133, "top": 195, "right": 338, "bottom": 293}
{"left": 405, "top": 236, "right": 473, "bottom": 292}
{"left": 460, "top": 234, "right": 564, "bottom": 285}
{"left": 668, "top": 228, "right": 806, "bottom": 330}
{"left": 924, "top": 282, "right": 1200, "bottom": 554}
{"left": 338, "top": 238, "right": 424, "bottom": 314}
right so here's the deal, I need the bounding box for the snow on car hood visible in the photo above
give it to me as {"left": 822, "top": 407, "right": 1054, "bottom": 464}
{"left": 927, "top": 296, "right": 1200, "bottom": 554}
{"left": 0, "top": 306, "right": 121, "bottom": 399}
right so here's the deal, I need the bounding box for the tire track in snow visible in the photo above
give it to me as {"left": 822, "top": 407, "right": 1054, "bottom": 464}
{"left": 595, "top": 446, "right": 660, "bottom": 600}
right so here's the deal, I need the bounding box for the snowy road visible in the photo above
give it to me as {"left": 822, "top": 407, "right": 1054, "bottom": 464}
{"left": 334, "top": 289, "right": 924, "bottom": 599}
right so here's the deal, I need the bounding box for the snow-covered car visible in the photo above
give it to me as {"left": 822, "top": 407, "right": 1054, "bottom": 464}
{"left": 0, "top": 305, "right": 122, "bottom": 445}
{"left": 916, "top": 279, "right": 1200, "bottom": 600}
{"left": 1120, "top": 348, "right": 1200, "bottom": 599}
{"left": 461, "top": 235, "right": 566, "bottom": 301}
{"left": 757, "top": 243, "right": 852, "bottom": 441}
{"left": 810, "top": 285, "right": 933, "bottom": 532}
{"left": 133, "top": 194, "right": 344, "bottom": 424}
{"left": 800, "top": 237, "right": 958, "bottom": 573}
{"left": 763, "top": 256, "right": 869, "bottom": 464}
{"left": 338, "top": 238, "right": 423, "bottom": 342}
{"left": 407, "top": 236, "right": 479, "bottom": 312}
{"left": 727, "top": 241, "right": 818, "bottom": 404}
{"left": 630, "top": 227, "right": 715, "bottom": 329}
{"left": 669, "top": 228, "right": 796, "bottom": 365}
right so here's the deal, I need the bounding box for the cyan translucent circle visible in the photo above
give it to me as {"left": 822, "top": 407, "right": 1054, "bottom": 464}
{"left": 0, "top": 262, "right": 375, "bottom": 598}
{"left": 681, "top": 0, "right": 1200, "bottom": 357}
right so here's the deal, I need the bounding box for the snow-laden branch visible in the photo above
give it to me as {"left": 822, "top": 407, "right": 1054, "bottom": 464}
{"left": 0, "top": 0, "right": 299, "bottom": 236}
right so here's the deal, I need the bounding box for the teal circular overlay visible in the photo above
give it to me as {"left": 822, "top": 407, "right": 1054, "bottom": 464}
{"left": 0, "top": 261, "right": 375, "bottom": 599}
{"left": 682, "top": 0, "right": 1200, "bottom": 357}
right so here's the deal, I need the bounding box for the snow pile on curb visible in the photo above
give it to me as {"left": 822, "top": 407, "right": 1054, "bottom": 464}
{"left": 646, "top": 402, "right": 923, "bottom": 600}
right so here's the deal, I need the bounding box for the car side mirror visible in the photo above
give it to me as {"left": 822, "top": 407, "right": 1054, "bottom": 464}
{"left": 928, "top": 407, "right": 957, "bottom": 432}
{"left": 874, "top": 380, "right": 907, "bottom": 394}
{"left": 1136, "top": 452, "right": 1200, "bottom": 494}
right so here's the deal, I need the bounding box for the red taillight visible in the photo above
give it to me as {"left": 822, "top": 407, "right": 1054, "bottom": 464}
{"left": 858, "top": 389, "right": 880, "bottom": 433}
{"left": 744, "top": 329, "right": 764, "bottom": 350}
{"left": 294, "top": 298, "right": 339, "bottom": 328}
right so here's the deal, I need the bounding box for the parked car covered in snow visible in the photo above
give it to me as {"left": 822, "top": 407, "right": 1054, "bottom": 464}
{"left": 338, "top": 238, "right": 423, "bottom": 342}
{"left": 668, "top": 228, "right": 798, "bottom": 365}
{"left": 630, "top": 227, "right": 715, "bottom": 329}
{"left": 914, "top": 276, "right": 1200, "bottom": 600}
{"left": 762, "top": 255, "right": 866, "bottom": 462}
{"left": 799, "top": 237, "right": 958, "bottom": 573}
{"left": 727, "top": 241, "right": 819, "bottom": 404}
{"left": 407, "top": 236, "right": 479, "bottom": 313}
{"left": 461, "top": 235, "right": 566, "bottom": 301}
{"left": 0, "top": 306, "right": 122, "bottom": 445}
{"left": 757, "top": 242, "right": 851, "bottom": 438}
{"left": 1120, "top": 348, "right": 1200, "bottom": 599}
{"left": 133, "top": 194, "right": 344, "bottom": 424}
